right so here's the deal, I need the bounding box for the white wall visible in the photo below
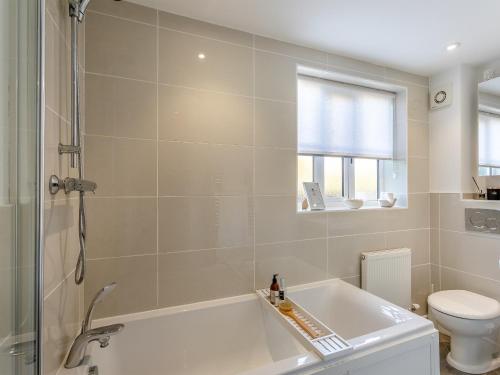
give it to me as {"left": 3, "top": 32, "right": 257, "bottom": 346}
{"left": 429, "top": 65, "right": 476, "bottom": 193}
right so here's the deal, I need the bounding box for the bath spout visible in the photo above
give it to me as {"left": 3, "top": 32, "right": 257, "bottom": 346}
{"left": 65, "top": 282, "right": 124, "bottom": 369}
{"left": 65, "top": 324, "right": 124, "bottom": 369}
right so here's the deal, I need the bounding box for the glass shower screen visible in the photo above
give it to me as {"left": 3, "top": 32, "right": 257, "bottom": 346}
{"left": 0, "top": 0, "right": 42, "bottom": 374}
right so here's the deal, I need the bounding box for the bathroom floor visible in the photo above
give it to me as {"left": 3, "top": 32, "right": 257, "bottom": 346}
{"left": 440, "top": 335, "right": 500, "bottom": 375}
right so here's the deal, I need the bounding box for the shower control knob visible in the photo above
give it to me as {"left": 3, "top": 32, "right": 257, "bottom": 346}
{"left": 48, "top": 175, "right": 98, "bottom": 194}
{"left": 49, "top": 175, "right": 63, "bottom": 195}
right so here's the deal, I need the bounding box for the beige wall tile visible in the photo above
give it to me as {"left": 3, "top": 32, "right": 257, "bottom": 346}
{"left": 43, "top": 199, "right": 79, "bottom": 296}
{"left": 327, "top": 210, "right": 387, "bottom": 237}
{"left": 408, "top": 158, "right": 429, "bottom": 193}
{"left": 431, "top": 264, "right": 441, "bottom": 291}
{"left": 385, "top": 193, "right": 430, "bottom": 230}
{"left": 255, "top": 99, "right": 296, "bottom": 149}
{"left": 158, "top": 141, "right": 253, "bottom": 196}
{"left": 411, "top": 265, "right": 430, "bottom": 315}
{"left": 85, "top": 12, "right": 157, "bottom": 81}
{"left": 86, "top": 197, "right": 157, "bottom": 259}
{"left": 328, "top": 233, "right": 386, "bottom": 278}
{"left": 46, "top": 0, "right": 70, "bottom": 40}
{"left": 439, "top": 193, "right": 464, "bottom": 231}
{"left": 384, "top": 67, "right": 429, "bottom": 87}
{"left": 159, "top": 11, "right": 253, "bottom": 47}
{"left": 85, "top": 255, "right": 157, "bottom": 318}
{"left": 255, "top": 239, "right": 327, "bottom": 289}
{"left": 440, "top": 230, "right": 500, "bottom": 282}
{"left": 43, "top": 278, "right": 80, "bottom": 375}
{"left": 255, "top": 196, "right": 327, "bottom": 244}
{"left": 327, "top": 53, "right": 385, "bottom": 77}
{"left": 85, "top": 74, "right": 157, "bottom": 139}
{"left": 158, "top": 29, "right": 253, "bottom": 96}
{"left": 441, "top": 267, "right": 500, "bottom": 301}
{"left": 430, "top": 228, "right": 439, "bottom": 265}
{"left": 159, "top": 196, "right": 253, "bottom": 252}
{"left": 45, "top": 15, "right": 70, "bottom": 120}
{"left": 386, "top": 229, "right": 430, "bottom": 266}
{"left": 407, "top": 84, "right": 429, "bottom": 123}
{"left": 84, "top": 136, "right": 157, "bottom": 196}
{"left": 158, "top": 85, "right": 253, "bottom": 145}
{"left": 408, "top": 121, "right": 429, "bottom": 158}
{"left": 254, "top": 36, "right": 327, "bottom": 64}
{"left": 255, "top": 50, "right": 297, "bottom": 102}
{"left": 88, "top": 0, "right": 157, "bottom": 25}
{"left": 255, "top": 148, "right": 296, "bottom": 195}
{"left": 83, "top": 135, "right": 113, "bottom": 194}
{"left": 430, "top": 193, "right": 439, "bottom": 229}
{"left": 158, "top": 247, "right": 253, "bottom": 307}
{"left": 44, "top": 110, "right": 70, "bottom": 199}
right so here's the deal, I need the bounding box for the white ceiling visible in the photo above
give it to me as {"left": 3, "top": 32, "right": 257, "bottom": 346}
{"left": 129, "top": 0, "right": 500, "bottom": 76}
{"left": 479, "top": 77, "right": 500, "bottom": 96}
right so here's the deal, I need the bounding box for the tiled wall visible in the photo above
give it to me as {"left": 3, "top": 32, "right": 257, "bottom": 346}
{"left": 431, "top": 194, "right": 500, "bottom": 300}
{"left": 43, "top": 0, "right": 84, "bottom": 374}
{"left": 83, "top": 0, "right": 431, "bottom": 318}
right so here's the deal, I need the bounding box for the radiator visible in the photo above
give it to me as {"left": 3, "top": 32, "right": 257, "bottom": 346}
{"left": 361, "top": 248, "right": 411, "bottom": 309}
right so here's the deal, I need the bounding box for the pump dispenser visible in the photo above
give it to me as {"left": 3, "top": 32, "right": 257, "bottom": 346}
{"left": 270, "top": 274, "right": 279, "bottom": 305}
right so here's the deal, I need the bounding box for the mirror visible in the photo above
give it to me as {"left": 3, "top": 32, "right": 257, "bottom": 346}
{"left": 478, "top": 77, "right": 500, "bottom": 176}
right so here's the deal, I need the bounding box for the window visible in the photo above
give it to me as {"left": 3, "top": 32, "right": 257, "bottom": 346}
{"left": 478, "top": 111, "right": 500, "bottom": 176}
{"left": 297, "top": 74, "right": 396, "bottom": 207}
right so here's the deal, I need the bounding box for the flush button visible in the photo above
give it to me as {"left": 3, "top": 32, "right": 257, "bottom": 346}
{"left": 465, "top": 208, "right": 500, "bottom": 234}
{"left": 469, "top": 211, "right": 486, "bottom": 229}
{"left": 486, "top": 217, "right": 498, "bottom": 231}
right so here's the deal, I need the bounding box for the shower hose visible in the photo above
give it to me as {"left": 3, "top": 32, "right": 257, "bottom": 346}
{"left": 74, "top": 53, "right": 86, "bottom": 286}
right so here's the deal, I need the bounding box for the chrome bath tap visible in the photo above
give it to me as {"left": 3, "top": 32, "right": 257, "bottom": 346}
{"left": 65, "top": 283, "right": 124, "bottom": 369}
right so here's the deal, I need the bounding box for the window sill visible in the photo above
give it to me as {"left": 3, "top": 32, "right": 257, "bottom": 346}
{"left": 460, "top": 198, "right": 500, "bottom": 204}
{"left": 297, "top": 205, "right": 408, "bottom": 214}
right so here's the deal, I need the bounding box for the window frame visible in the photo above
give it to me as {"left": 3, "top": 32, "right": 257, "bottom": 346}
{"left": 301, "top": 154, "right": 382, "bottom": 203}
{"left": 479, "top": 165, "right": 500, "bottom": 177}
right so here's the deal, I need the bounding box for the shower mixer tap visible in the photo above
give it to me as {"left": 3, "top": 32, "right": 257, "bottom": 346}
{"left": 49, "top": 175, "right": 97, "bottom": 195}
{"left": 65, "top": 283, "right": 124, "bottom": 369}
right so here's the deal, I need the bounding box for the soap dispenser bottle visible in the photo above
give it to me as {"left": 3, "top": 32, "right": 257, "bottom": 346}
{"left": 270, "top": 274, "right": 279, "bottom": 306}
{"left": 279, "top": 277, "right": 286, "bottom": 302}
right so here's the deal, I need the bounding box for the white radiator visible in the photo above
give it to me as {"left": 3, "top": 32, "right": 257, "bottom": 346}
{"left": 361, "top": 248, "right": 411, "bottom": 309}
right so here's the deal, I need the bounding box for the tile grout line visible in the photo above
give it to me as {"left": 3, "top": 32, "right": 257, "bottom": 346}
{"left": 438, "top": 194, "right": 443, "bottom": 290}
{"left": 326, "top": 211, "right": 330, "bottom": 279}
{"left": 252, "top": 34, "right": 257, "bottom": 291}
{"left": 87, "top": 9, "right": 157, "bottom": 28}
{"left": 440, "top": 265, "right": 500, "bottom": 286}
{"left": 156, "top": 9, "right": 160, "bottom": 308}
{"left": 44, "top": 269, "right": 76, "bottom": 301}
{"left": 88, "top": 9, "right": 429, "bottom": 88}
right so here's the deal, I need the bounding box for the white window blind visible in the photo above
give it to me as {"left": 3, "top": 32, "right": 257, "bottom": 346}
{"left": 479, "top": 111, "right": 500, "bottom": 168}
{"left": 298, "top": 75, "right": 395, "bottom": 159}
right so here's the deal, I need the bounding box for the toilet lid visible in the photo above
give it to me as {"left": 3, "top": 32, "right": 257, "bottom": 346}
{"left": 428, "top": 290, "right": 500, "bottom": 320}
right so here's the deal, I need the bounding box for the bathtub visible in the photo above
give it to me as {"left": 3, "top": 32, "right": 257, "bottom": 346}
{"left": 81, "top": 279, "right": 439, "bottom": 375}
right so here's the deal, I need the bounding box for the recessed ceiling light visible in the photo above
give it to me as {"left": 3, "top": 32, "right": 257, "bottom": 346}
{"left": 197, "top": 53, "right": 206, "bottom": 60}
{"left": 446, "top": 42, "right": 461, "bottom": 52}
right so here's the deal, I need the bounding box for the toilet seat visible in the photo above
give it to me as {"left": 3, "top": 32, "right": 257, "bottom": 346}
{"left": 428, "top": 290, "right": 500, "bottom": 320}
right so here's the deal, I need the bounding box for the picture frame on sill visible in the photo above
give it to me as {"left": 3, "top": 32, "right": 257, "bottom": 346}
{"left": 303, "top": 182, "right": 325, "bottom": 210}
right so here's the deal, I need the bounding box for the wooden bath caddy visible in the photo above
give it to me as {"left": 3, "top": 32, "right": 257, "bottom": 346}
{"left": 256, "top": 289, "right": 353, "bottom": 360}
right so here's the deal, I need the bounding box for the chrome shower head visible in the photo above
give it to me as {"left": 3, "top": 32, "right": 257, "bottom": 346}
{"left": 92, "top": 282, "right": 117, "bottom": 305}
{"left": 82, "top": 282, "right": 117, "bottom": 332}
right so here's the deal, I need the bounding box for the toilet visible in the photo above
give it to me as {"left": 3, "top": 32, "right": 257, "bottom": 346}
{"left": 428, "top": 290, "right": 500, "bottom": 374}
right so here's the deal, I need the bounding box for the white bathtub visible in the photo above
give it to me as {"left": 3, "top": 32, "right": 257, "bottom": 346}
{"left": 82, "top": 279, "right": 439, "bottom": 375}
